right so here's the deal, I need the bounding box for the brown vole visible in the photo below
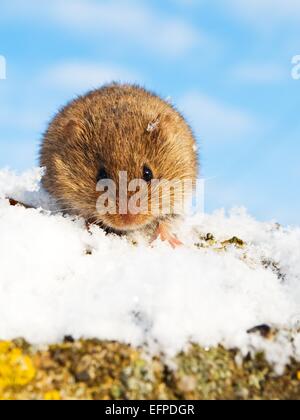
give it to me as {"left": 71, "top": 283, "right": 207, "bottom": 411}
{"left": 40, "top": 84, "right": 198, "bottom": 247}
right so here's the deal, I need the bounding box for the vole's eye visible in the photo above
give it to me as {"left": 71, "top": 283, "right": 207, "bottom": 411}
{"left": 97, "top": 167, "right": 108, "bottom": 182}
{"left": 142, "top": 165, "right": 153, "bottom": 183}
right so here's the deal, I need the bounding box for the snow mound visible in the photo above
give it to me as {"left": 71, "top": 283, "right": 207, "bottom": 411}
{"left": 0, "top": 168, "right": 300, "bottom": 372}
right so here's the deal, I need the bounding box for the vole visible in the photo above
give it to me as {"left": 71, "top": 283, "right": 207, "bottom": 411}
{"left": 40, "top": 84, "right": 198, "bottom": 247}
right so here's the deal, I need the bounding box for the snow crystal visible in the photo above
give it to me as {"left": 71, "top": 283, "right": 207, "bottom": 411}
{"left": 0, "top": 168, "right": 300, "bottom": 372}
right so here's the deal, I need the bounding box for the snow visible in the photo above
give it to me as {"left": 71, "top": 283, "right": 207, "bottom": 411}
{"left": 0, "top": 167, "right": 300, "bottom": 372}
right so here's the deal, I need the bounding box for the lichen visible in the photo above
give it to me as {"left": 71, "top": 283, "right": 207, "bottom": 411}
{"left": 44, "top": 390, "right": 61, "bottom": 400}
{"left": 0, "top": 339, "right": 299, "bottom": 400}
{"left": 195, "top": 234, "right": 246, "bottom": 252}
{"left": 0, "top": 341, "right": 36, "bottom": 399}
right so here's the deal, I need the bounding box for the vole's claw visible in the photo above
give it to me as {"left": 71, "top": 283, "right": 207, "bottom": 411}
{"left": 152, "top": 223, "right": 183, "bottom": 249}
{"left": 167, "top": 236, "right": 183, "bottom": 249}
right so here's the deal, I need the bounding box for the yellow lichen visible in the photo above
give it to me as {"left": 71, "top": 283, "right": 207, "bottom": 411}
{"left": 44, "top": 390, "right": 61, "bottom": 401}
{"left": 0, "top": 341, "right": 35, "bottom": 390}
{"left": 0, "top": 342, "right": 11, "bottom": 353}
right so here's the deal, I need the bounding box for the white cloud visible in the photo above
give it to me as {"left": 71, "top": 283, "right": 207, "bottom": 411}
{"left": 0, "top": 0, "right": 202, "bottom": 57}
{"left": 180, "top": 92, "right": 257, "bottom": 144}
{"left": 232, "top": 63, "right": 286, "bottom": 84}
{"left": 41, "top": 62, "right": 140, "bottom": 92}
{"left": 224, "top": 0, "right": 300, "bottom": 24}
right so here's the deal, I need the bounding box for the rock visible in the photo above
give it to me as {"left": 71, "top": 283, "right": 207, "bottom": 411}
{"left": 1, "top": 340, "right": 300, "bottom": 400}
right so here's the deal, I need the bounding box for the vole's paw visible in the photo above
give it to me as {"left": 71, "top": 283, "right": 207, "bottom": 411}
{"left": 152, "top": 222, "right": 183, "bottom": 249}
{"left": 165, "top": 235, "right": 183, "bottom": 249}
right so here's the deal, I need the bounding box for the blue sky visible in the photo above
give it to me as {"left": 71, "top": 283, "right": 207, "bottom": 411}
{"left": 0, "top": 0, "right": 299, "bottom": 225}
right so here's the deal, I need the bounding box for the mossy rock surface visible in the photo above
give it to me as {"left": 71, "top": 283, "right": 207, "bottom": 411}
{"left": 0, "top": 339, "right": 300, "bottom": 400}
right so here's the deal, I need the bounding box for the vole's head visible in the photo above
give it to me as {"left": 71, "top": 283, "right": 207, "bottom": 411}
{"left": 41, "top": 85, "right": 198, "bottom": 232}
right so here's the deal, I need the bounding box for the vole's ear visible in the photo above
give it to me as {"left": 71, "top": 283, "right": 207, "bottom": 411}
{"left": 160, "top": 112, "right": 173, "bottom": 127}
{"left": 62, "top": 118, "right": 85, "bottom": 141}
